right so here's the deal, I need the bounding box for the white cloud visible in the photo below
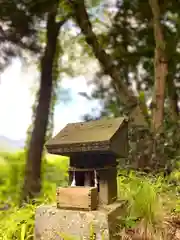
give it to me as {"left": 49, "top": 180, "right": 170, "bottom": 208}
{"left": 53, "top": 76, "right": 101, "bottom": 136}
{"left": 0, "top": 60, "right": 100, "bottom": 140}
{"left": 0, "top": 59, "right": 34, "bottom": 140}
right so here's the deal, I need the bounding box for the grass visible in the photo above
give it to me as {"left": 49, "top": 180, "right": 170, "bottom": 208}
{"left": 118, "top": 173, "right": 167, "bottom": 239}
{"left": 0, "top": 152, "right": 179, "bottom": 240}
{"left": 0, "top": 151, "right": 69, "bottom": 240}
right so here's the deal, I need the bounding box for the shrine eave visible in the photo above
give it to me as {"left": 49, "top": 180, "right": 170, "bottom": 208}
{"left": 46, "top": 117, "right": 128, "bottom": 157}
{"left": 46, "top": 140, "right": 112, "bottom": 156}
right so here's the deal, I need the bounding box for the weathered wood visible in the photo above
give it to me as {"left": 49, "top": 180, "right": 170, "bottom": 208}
{"left": 46, "top": 117, "right": 128, "bottom": 157}
{"left": 70, "top": 154, "right": 117, "bottom": 169}
{"left": 56, "top": 187, "right": 98, "bottom": 210}
{"left": 98, "top": 168, "right": 117, "bottom": 205}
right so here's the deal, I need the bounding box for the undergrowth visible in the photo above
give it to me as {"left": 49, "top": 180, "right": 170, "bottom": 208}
{"left": 0, "top": 151, "right": 179, "bottom": 240}
{"left": 0, "top": 151, "right": 68, "bottom": 240}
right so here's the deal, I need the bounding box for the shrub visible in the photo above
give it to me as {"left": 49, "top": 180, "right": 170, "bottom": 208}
{"left": 118, "top": 172, "right": 166, "bottom": 239}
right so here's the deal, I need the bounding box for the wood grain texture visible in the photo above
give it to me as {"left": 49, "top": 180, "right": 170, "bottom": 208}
{"left": 56, "top": 186, "right": 98, "bottom": 210}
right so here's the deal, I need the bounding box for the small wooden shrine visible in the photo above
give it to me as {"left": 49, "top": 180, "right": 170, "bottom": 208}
{"left": 46, "top": 117, "right": 128, "bottom": 211}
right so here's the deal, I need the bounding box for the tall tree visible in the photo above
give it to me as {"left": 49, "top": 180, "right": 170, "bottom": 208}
{"left": 25, "top": 41, "right": 61, "bottom": 149}
{"left": 68, "top": 0, "right": 149, "bottom": 126}
{"left": 67, "top": 0, "right": 179, "bottom": 170}
{"left": 22, "top": 2, "right": 69, "bottom": 202}
{"left": 148, "top": 0, "right": 168, "bottom": 132}
{"left": 76, "top": 0, "right": 179, "bottom": 124}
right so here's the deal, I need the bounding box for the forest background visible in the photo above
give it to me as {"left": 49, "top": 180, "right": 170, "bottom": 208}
{"left": 0, "top": 0, "right": 179, "bottom": 239}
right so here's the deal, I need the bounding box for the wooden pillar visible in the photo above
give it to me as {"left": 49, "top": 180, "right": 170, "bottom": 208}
{"left": 98, "top": 168, "right": 117, "bottom": 205}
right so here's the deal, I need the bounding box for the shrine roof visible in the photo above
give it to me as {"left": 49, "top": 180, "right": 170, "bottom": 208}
{"left": 46, "top": 117, "right": 128, "bottom": 156}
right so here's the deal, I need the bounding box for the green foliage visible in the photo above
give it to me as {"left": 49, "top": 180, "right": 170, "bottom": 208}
{"left": 0, "top": 151, "right": 69, "bottom": 239}
{"left": 0, "top": 0, "right": 42, "bottom": 71}
{"left": 117, "top": 171, "right": 180, "bottom": 239}
{"left": 0, "top": 151, "right": 179, "bottom": 239}
{"left": 118, "top": 174, "right": 163, "bottom": 224}
{"left": 81, "top": 0, "right": 179, "bottom": 126}
{"left": 0, "top": 151, "right": 25, "bottom": 204}
{"left": 0, "top": 151, "right": 68, "bottom": 204}
{"left": 0, "top": 204, "right": 35, "bottom": 240}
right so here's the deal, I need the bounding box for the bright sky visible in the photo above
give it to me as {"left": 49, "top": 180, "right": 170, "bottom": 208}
{"left": 0, "top": 59, "right": 100, "bottom": 140}
{"left": 0, "top": 1, "right": 118, "bottom": 141}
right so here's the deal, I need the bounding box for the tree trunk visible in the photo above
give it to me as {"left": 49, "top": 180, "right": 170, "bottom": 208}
{"left": 21, "top": 6, "right": 61, "bottom": 202}
{"left": 167, "top": 75, "right": 179, "bottom": 121}
{"left": 148, "top": 0, "right": 168, "bottom": 133}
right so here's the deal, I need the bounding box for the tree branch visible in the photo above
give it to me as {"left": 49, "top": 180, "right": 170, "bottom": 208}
{"left": 68, "top": 0, "right": 150, "bottom": 125}
{"left": 56, "top": 12, "right": 72, "bottom": 29}
{"left": 0, "top": 24, "right": 40, "bottom": 53}
{"left": 69, "top": 0, "right": 135, "bottom": 104}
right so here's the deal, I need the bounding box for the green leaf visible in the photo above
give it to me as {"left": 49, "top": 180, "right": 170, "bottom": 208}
{"left": 21, "top": 224, "right": 26, "bottom": 240}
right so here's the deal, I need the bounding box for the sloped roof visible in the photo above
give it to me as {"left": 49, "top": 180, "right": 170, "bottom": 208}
{"left": 46, "top": 117, "right": 127, "bottom": 156}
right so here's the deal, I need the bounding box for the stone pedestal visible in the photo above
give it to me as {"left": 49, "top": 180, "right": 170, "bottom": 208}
{"left": 34, "top": 201, "right": 125, "bottom": 240}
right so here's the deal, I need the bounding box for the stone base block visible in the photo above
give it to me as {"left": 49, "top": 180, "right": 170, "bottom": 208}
{"left": 34, "top": 201, "right": 126, "bottom": 240}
